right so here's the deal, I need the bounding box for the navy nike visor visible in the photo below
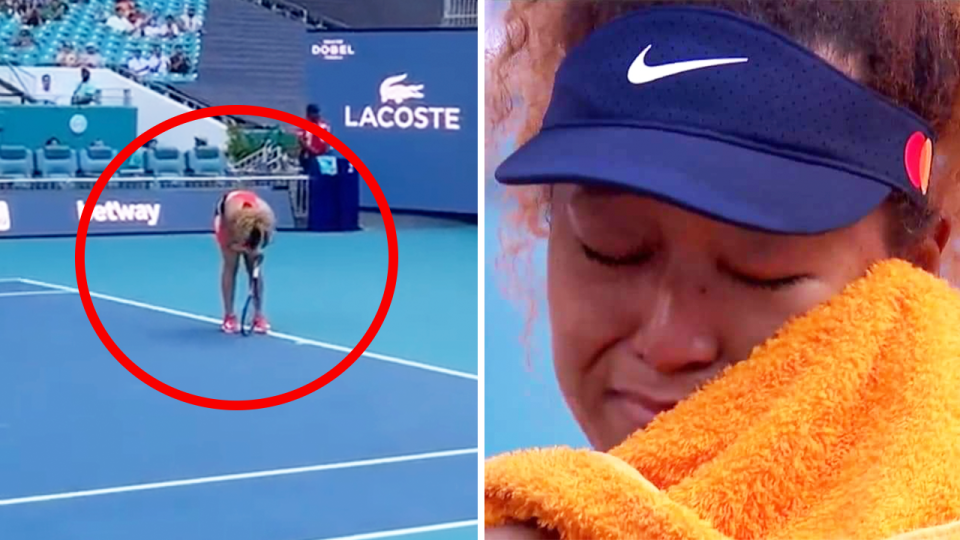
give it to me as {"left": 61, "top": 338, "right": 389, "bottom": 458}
{"left": 494, "top": 6, "right": 936, "bottom": 235}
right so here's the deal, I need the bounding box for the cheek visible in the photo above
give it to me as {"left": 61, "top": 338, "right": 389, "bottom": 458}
{"left": 546, "top": 231, "right": 649, "bottom": 406}
{"left": 547, "top": 236, "right": 633, "bottom": 447}
{"left": 711, "top": 266, "right": 877, "bottom": 361}
{"left": 546, "top": 238, "right": 591, "bottom": 388}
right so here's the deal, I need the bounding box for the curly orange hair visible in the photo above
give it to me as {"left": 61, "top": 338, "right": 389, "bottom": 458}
{"left": 228, "top": 204, "right": 276, "bottom": 248}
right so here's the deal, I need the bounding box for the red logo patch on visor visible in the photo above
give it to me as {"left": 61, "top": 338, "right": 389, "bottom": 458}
{"left": 904, "top": 131, "right": 933, "bottom": 195}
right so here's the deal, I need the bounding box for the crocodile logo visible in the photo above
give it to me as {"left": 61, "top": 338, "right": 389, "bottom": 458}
{"left": 379, "top": 74, "right": 425, "bottom": 105}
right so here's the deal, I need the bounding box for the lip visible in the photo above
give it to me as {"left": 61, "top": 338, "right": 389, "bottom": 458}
{"left": 606, "top": 389, "right": 680, "bottom": 430}
{"left": 612, "top": 389, "right": 677, "bottom": 412}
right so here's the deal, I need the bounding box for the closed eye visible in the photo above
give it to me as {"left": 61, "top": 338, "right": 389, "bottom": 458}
{"left": 580, "top": 241, "right": 652, "bottom": 267}
{"left": 580, "top": 240, "right": 809, "bottom": 289}
{"left": 729, "top": 270, "right": 809, "bottom": 290}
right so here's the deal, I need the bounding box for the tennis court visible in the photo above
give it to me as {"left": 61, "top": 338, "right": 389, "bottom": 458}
{"left": 0, "top": 220, "right": 478, "bottom": 540}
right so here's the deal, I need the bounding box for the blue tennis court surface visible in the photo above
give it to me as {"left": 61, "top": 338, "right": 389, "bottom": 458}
{"left": 0, "top": 222, "right": 478, "bottom": 540}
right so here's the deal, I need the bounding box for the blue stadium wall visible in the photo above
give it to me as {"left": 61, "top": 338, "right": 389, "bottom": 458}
{"left": 305, "top": 28, "right": 478, "bottom": 216}
{"left": 0, "top": 188, "right": 295, "bottom": 238}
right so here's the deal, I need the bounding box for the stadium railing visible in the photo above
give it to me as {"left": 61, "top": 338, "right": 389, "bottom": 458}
{"left": 241, "top": 0, "right": 347, "bottom": 28}
{"left": 30, "top": 88, "right": 134, "bottom": 107}
{"left": 442, "top": 0, "right": 478, "bottom": 27}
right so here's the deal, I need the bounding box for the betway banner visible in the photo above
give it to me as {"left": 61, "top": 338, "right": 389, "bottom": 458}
{"left": 305, "top": 28, "right": 477, "bottom": 215}
{"left": 0, "top": 188, "right": 294, "bottom": 238}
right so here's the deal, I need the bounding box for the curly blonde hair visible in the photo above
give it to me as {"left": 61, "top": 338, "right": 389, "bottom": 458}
{"left": 487, "top": 0, "right": 960, "bottom": 346}
{"left": 229, "top": 204, "right": 276, "bottom": 247}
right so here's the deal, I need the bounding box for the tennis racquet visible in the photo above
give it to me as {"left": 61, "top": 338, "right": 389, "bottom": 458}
{"left": 240, "top": 253, "right": 263, "bottom": 336}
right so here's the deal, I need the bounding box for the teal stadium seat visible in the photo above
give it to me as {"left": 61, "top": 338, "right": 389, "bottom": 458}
{"left": 146, "top": 146, "right": 184, "bottom": 177}
{"left": 0, "top": 146, "right": 34, "bottom": 179}
{"left": 36, "top": 145, "right": 77, "bottom": 178}
{"left": 79, "top": 146, "right": 118, "bottom": 177}
{"left": 186, "top": 146, "right": 224, "bottom": 176}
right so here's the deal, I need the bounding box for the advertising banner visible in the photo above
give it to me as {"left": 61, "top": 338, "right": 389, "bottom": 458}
{"left": 0, "top": 188, "right": 295, "bottom": 238}
{"left": 306, "top": 28, "right": 478, "bottom": 215}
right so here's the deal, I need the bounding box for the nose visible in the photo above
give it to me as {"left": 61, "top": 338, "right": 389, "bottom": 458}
{"left": 629, "top": 286, "right": 720, "bottom": 374}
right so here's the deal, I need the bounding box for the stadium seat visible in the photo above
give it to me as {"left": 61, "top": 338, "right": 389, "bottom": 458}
{"left": 79, "top": 146, "right": 118, "bottom": 177}
{"left": 146, "top": 146, "right": 185, "bottom": 177}
{"left": 0, "top": 146, "right": 34, "bottom": 178}
{"left": 186, "top": 146, "right": 225, "bottom": 176}
{"left": 36, "top": 145, "right": 77, "bottom": 177}
{"left": 0, "top": 0, "right": 206, "bottom": 81}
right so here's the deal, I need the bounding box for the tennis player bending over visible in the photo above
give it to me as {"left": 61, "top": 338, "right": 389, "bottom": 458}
{"left": 214, "top": 189, "right": 275, "bottom": 334}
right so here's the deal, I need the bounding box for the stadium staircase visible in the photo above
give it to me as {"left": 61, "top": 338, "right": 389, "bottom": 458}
{"left": 167, "top": 0, "right": 307, "bottom": 124}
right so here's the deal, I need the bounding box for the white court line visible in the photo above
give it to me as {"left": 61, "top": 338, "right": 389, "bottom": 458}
{"left": 0, "top": 290, "right": 74, "bottom": 298}
{"left": 15, "top": 277, "right": 477, "bottom": 381}
{"left": 312, "top": 520, "right": 478, "bottom": 540}
{"left": 0, "top": 277, "right": 23, "bottom": 283}
{"left": 0, "top": 447, "right": 477, "bottom": 507}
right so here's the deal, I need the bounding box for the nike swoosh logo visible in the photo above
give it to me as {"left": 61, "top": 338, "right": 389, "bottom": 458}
{"left": 627, "top": 45, "right": 748, "bottom": 85}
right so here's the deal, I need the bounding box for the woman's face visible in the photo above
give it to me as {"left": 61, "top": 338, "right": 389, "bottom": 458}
{"left": 547, "top": 184, "right": 893, "bottom": 451}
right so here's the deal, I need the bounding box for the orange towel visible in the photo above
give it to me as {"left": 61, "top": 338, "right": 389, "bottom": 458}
{"left": 486, "top": 259, "right": 960, "bottom": 540}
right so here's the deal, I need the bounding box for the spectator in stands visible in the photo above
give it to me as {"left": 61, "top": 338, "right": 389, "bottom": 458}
{"left": 11, "top": 28, "right": 33, "bottom": 49}
{"left": 79, "top": 44, "right": 103, "bottom": 68}
{"left": 161, "top": 15, "right": 181, "bottom": 37}
{"left": 126, "top": 49, "right": 150, "bottom": 79}
{"left": 71, "top": 68, "right": 100, "bottom": 105}
{"left": 41, "top": 0, "right": 67, "bottom": 21}
{"left": 180, "top": 6, "right": 201, "bottom": 32}
{"left": 168, "top": 45, "right": 189, "bottom": 74}
{"left": 56, "top": 42, "right": 78, "bottom": 67}
{"left": 10, "top": 1, "right": 29, "bottom": 21}
{"left": 22, "top": 5, "right": 40, "bottom": 26}
{"left": 123, "top": 138, "right": 154, "bottom": 173}
{"left": 107, "top": 6, "right": 134, "bottom": 32}
{"left": 296, "top": 103, "right": 331, "bottom": 173}
{"left": 142, "top": 13, "right": 165, "bottom": 38}
{"left": 129, "top": 8, "right": 148, "bottom": 32}
{"left": 146, "top": 45, "right": 168, "bottom": 77}
{"left": 115, "top": 0, "right": 133, "bottom": 18}
{"left": 35, "top": 73, "right": 58, "bottom": 104}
